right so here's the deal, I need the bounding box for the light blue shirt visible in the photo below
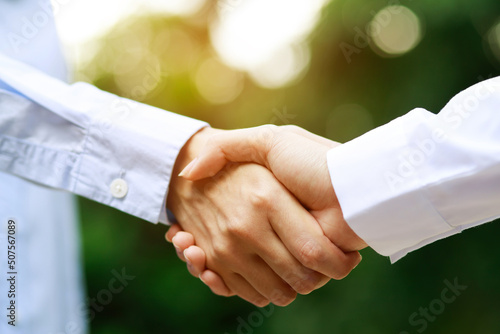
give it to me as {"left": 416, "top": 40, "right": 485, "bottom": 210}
{"left": 0, "top": 1, "right": 207, "bottom": 333}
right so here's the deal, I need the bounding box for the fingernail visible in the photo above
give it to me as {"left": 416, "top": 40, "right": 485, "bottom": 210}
{"left": 178, "top": 158, "right": 198, "bottom": 177}
{"left": 354, "top": 254, "right": 363, "bottom": 269}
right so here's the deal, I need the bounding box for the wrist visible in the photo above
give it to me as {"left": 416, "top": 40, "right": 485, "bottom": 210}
{"left": 167, "top": 126, "right": 222, "bottom": 211}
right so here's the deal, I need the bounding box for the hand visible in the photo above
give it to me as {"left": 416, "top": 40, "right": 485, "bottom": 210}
{"left": 166, "top": 127, "right": 362, "bottom": 306}
{"left": 179, "top": 125, "right": 368, "bottom": 252}
{"left": 166, "top": 224, "right": 235, "bottom": 297}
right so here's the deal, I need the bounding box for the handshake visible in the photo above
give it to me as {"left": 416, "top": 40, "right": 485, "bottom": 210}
{"left": 165, "top": 125, "right": 368, "bottom": 307}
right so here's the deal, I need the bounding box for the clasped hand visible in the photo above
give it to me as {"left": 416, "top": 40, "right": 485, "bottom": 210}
{"left": 166, "top": 125, "right": 367, "bottom": 306}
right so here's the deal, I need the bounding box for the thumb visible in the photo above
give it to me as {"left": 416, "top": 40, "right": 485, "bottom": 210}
{"left": 179, "top": 126, "right": 276, "bottom": 180}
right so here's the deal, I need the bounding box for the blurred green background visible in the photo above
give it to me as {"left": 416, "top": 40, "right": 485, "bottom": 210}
{"left": 75, "top": 0, "right": 500, "bottom": 333}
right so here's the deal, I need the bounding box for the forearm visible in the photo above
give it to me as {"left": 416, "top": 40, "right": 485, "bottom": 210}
{"left": 0, "top": 54, "right": 207, "bottom": 224}
{"left": 328, "top": 77, "right": 500, "bottom": 261}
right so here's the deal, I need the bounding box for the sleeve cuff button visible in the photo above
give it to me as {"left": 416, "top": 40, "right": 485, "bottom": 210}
{"left": 110, "top": 178, "right": 128, "bottom": 198}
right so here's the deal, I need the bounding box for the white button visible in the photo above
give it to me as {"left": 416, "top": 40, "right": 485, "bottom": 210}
{"left": 110, "top": 178, "right": 128, "bottom": 198}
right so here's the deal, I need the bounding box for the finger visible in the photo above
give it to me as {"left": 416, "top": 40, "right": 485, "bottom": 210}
{"left": 172, "top": 232, "right": 196, "bottom": 262}
{"left": 165, "top": 224, "right": 183, "bottom": 242}
{"left": 184, "top": 246, "right": 207, "bottom": 277}
{"left": 179, "top": 125, "right": 339, "bottom": 181}
{"left": 252, "top": 230, "right": 330, "bottom": 295}
{"left": 171, "top": 229, "right": 276, "bottom": 300}
{"left": 314, "top": 276, "right": 331, "bottom": 290}
{"left": 199, "top": 270, "right": 235, "bottom": 297}
{"left": 220, "top": 271, "right": 272, "bottom": 307}
{"left": 312, "top": 207, "right": 368, "bottom": 252}
{"left": 172, "top": 231, "right": 195, "bottom": 250}
{"left": 205, "top": 267, "right": 270, "bottom": 307}
{"left": 269, "top": 189, "right": 362, "bottom": 280}
{"left": 180, "top": 126, "right": 275, "bottom": 181}
{"left": 229, "top": 256, "right": 297, "bottom": 306}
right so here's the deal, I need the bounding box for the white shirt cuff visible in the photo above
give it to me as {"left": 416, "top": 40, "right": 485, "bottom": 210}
{"left": 327, "top": 109, "right": 457, "bottom": 260}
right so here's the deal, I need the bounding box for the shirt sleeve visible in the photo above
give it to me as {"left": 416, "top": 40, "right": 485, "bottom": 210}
{"left": 0, "top": 53, "right": 208, "bottom": 225}
{"left": 327, "top": 76, "right": 500, "bottom": 262}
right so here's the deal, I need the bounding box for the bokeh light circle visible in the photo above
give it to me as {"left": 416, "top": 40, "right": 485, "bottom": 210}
{"left": 370, "top": 6, "right": 422, "bottom": 56}
{"left": 194, "top": 58, "right": 244, "bottom": 105}
{"left": 248, "top": 43, "right": 311, "bottom": 89}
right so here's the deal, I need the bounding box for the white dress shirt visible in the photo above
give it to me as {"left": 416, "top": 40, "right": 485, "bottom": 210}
{"left": 0, "top": 0, "right": 206, "bottom": 333}
{"left": 328, "top": 77, "right": 500, "bottom": 262}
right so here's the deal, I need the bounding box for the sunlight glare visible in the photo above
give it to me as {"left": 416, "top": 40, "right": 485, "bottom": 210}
{"left": 211, "top": 0, "right": 328, "bottom": 87}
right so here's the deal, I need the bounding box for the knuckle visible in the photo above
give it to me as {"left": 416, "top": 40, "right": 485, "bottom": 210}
{"left": 255, "top": 125, "right": 277, "bottom": 148}
{"left": 258, "top": 124, "right": 278, "bottom": 136}
{"left": 280, "top": 124, "right": 299, "bottom": 133}
{"left": 248, "top": 183, "right": 275, "bottom": 210}
{"left": 211, "top": 239, "right": 233, "bottom": 263}
{"left": 298, "top": 239, "right": 325, "bottom": 269}
{"left": 331, "top": 262, "right": 354, "bottom": 280}
{"left": 212, "top": 286, "right": 233, "bottom": 297}
{"left": 252, "top": 298, "right": 270, "bottom": 308}
{"left": 270, "top": 288, "right": 297, "bottom": 306}
{"left": 225, "top": 219, "right": 252, "bottom": 240}
{"left": 289, "top": 276, "right": 316, "bottom": 295}
{"left": 248, "top": 190, "right": 271, "bottom": 210}
{"left": 212, "top": 290, "right": 229, "bottom": 297}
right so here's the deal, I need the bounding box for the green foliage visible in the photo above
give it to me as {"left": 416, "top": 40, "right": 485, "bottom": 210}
{"left": 79, "top": 0, "right": 500, "bottom": 333}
